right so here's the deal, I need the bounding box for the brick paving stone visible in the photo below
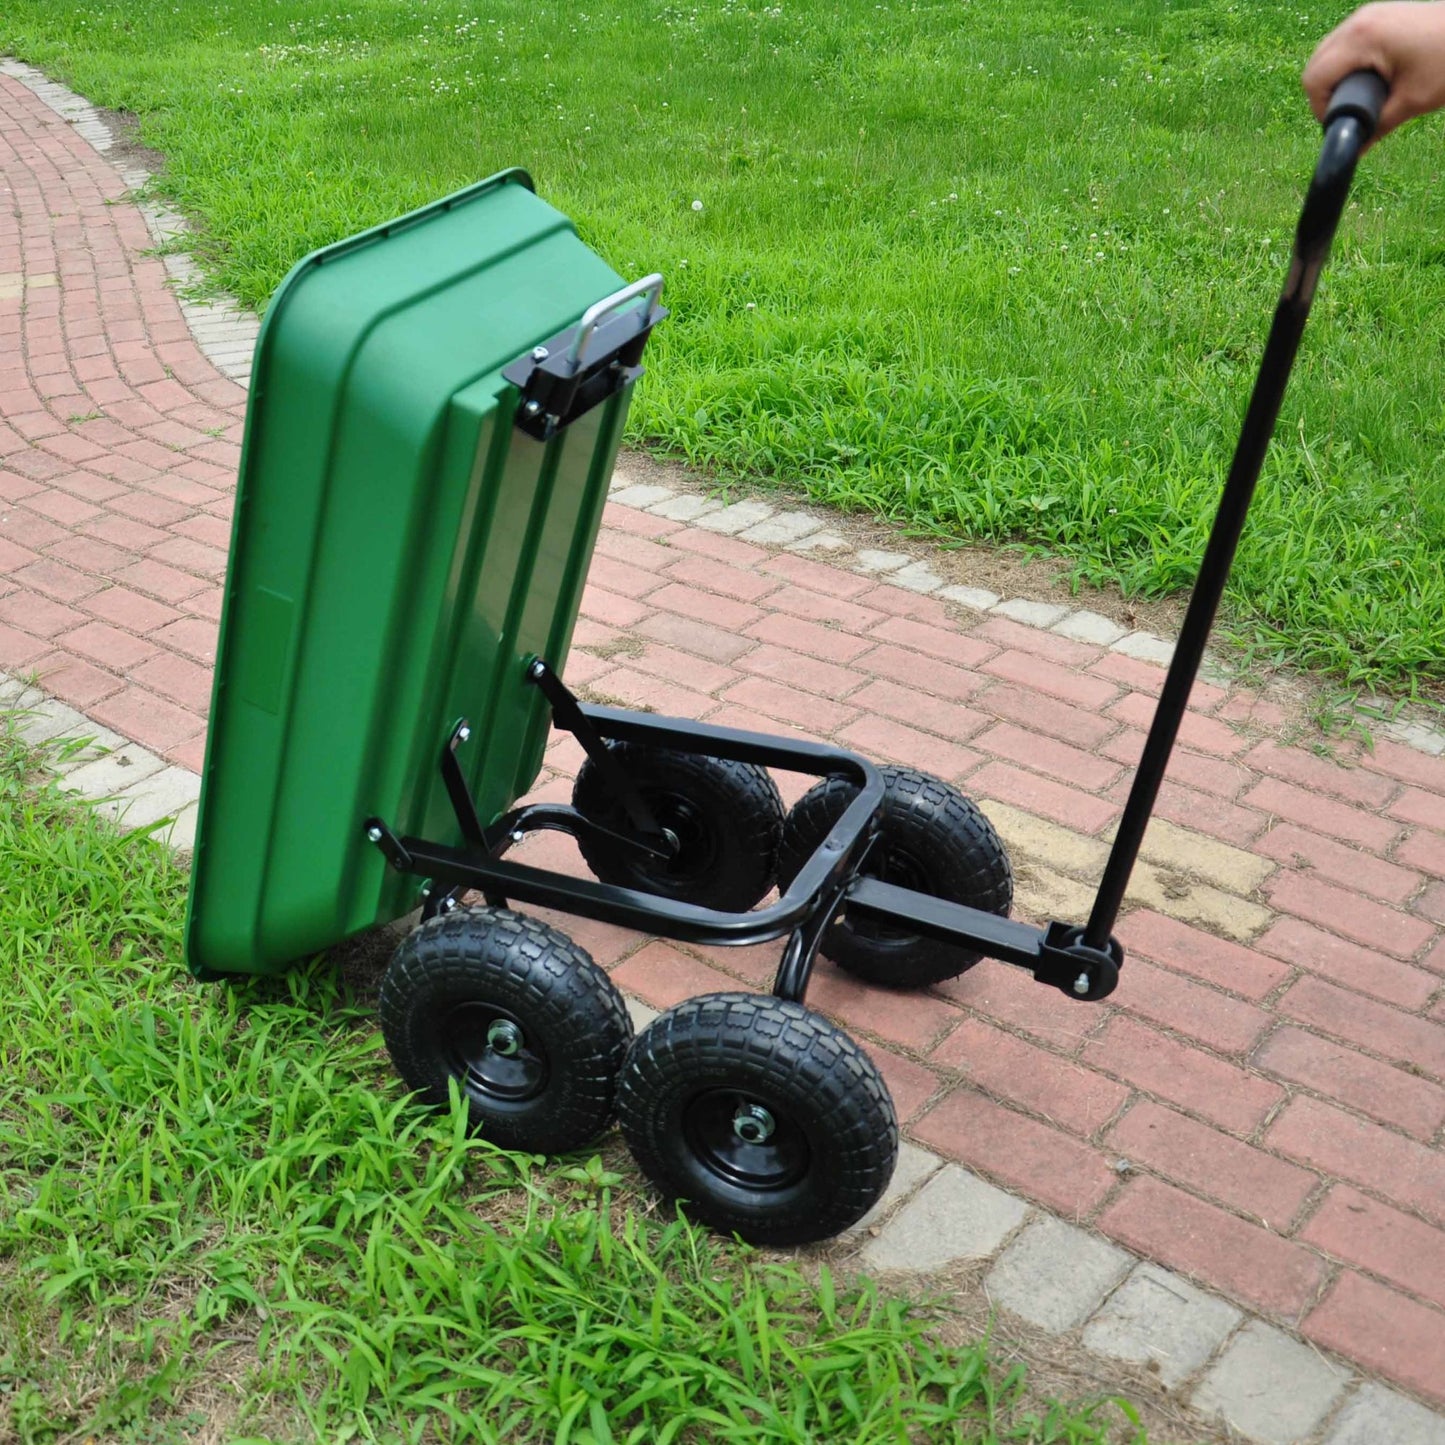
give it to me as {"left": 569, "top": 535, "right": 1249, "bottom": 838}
{"left": 1254, "top": 917, "right": 1437, "bottom": 1010}
{"left": 852, "top": 641, "right": 988, "bottom": 703}
{"left": 1105, "top": 1100, "right": 1317, "bottom": 1226}
{"left": 735, "top": 642, "right": 861, "bottom": 700}
{"left": 1264, "top": 872, "right": 1434, "bottom": 960}
{"left": 1098, "top": 1176, "right": 1328, "bottom": 1320}
{"left": 1276, "top": 976, "right": 1445, "bottom": 1081}
{"left": 1109, "top": 690, "right": 1249, "bottom": 757}
{"left": 636, "top": 521, "right": 754, "bottom": 566}
{"left": 846, "top": 677, "right": 989, "bottom": 744}
{"left": 611, "top": 942, "right": 746, "bottom": 1011}
{"left": 1359, "top": 737, "right": 1445, "bottom": 794}
{"left": 937, "top": 959, "right": 1104, "bottom": 1051}
{"left": 1244, "top": 776, "right": 1403, "bottom": 852}
{"left": 1129, "top": 776, "right": 1268, "bottom": 845}
{"left": 969, "top": 760, "right": 1120, "bottom": 835}
{"left": 856, "top": 1041, "right": 941, "bottom": 1124}
{"left": 930, "top": 1016, "right": 1129, "bottom": 1136}
{"left": 979, "top": 647, "right": 1121, "bottom": 710}
{"left": 1117, "top": 958, "right": 1274, "bottom": 1055}
{"left": 1390, "top": 788, "right": 1445, "bottom": 831}
{"left": 744, "top": 609, "right": 874, "bottom": 666}
{"left": 1301, "top": 1185, "right": 1445, "bottom": 1310}
{"left": 1255, "top": 821, "right": 1422, "bottom": 904}
{"left": 805, "top": 963, "right": 962, "bottom": 1052}
{"left": 1305, "top": 1273, "right": 1445, "bottom": 1408}
{"left": 1118, "top": 911, "right": 1288, "bottom": 1001}
{"left": 1253, "top": 1027, "right": 1445, "bottom": 1140}
{"left": 1080, "top": 1015, "right": 1286, "bottom": 1134}
{"left": 1244, "top": 738, "right": 1400, "bottom": 808}
{"left": 972, "top": 614, "right": 1101, "bottom": 668}
{"left": 1265, "top": 1096, "right": 1445, "bottom": 1228}
{"left": 972, "top": 721, "right": 1122, "bottom": 792}
{"left": 868, "top": 613, "right": 999, "bottom": 670}
{"left": 912, "top": 1088, "right": 1118, "bottom": 1217}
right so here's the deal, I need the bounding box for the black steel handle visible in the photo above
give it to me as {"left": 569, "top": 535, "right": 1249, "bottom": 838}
{"left": 1324, "top": 68, "right": 1388, "bottom": 136}
{"left": 1080, "top": 74, "right": 1387, "bottom": 954}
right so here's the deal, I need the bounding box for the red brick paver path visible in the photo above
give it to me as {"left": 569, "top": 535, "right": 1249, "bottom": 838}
{"left": 4, "top": 70, "right": 1445, "bottom": 1410}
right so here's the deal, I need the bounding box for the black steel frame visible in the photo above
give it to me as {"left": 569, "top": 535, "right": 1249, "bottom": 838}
{"left": 365, "top": 85, "right": 1381, "bottom": 1015}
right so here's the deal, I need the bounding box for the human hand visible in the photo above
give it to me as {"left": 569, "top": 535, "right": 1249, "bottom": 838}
{"left": 1304, "top": 1, "right": 1445, "bottom": 137}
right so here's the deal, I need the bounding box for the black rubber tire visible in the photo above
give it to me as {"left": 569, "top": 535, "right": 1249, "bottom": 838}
{"left": 777, "top": 766, "right": 1012, "bottom": 989}
{"left": 617, "top": 993, "right": 898, "bottom": 1246}
{"left": 379, "top": 907, "right": 632, "bottom": 1154}
{"left": 571, "top": 743, "right": 785, "bottom": 912}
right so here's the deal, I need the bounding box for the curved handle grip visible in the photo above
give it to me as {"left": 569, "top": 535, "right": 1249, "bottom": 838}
{"left": 568, "top": 274, "right": 665, "bottom": 369}
{"left": 1324, "top": 68, "right": 1388, "bottom": 139}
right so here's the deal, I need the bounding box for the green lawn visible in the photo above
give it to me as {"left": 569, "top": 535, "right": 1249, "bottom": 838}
{"left": 3, "top": 0, "right": 1443, "bottom": 692}
{"left": 0, "top": 725, "right": 1148, "bottom": 1442}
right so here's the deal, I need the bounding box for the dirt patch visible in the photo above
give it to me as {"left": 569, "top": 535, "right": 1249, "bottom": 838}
{"left": 94, "top": 105, "right": 168, "bottom": 179}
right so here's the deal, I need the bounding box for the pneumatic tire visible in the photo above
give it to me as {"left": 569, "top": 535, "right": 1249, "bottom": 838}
{"left": 379, "top": 907, "right": 632, "bottom": 1154}
{"left": 572, "top": 742, "right": 785, "bottom": 912}
{"left": 616, "top": 992, "right": 898, "bottom": 1245}
{"left": 777, "top": 766, "right": 1012, "bottom": 988}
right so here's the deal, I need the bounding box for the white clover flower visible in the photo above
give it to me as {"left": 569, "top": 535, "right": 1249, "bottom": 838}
{"left": 691, "top": 199, "right": 704, "bottom": 212}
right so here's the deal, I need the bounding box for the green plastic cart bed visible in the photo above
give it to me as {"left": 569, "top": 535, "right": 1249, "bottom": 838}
{"left": 185, "top": 168, "right": 660, "bottom": 978}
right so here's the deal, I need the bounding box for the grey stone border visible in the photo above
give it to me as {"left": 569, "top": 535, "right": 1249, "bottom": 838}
{"left": 4, "top": 55, "right": 1445, "bottom": 1443}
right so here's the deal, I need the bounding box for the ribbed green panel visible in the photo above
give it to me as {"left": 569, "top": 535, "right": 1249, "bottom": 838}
{"left": 186, "top": 172, "right": 631, "bottom": 976}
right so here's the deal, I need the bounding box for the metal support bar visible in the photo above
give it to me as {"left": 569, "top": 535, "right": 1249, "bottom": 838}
{"left": 1082, "top": 115, "right": 1371, "bottom": 952}
{"left": 524, "top": 657, "right": 672, "bottom": 849}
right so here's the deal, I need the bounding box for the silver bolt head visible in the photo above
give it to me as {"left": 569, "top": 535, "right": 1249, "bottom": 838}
{"left": 510, "top": 830, "right": 525, "bottom": 844}
{"left": 524, "top": 399, "right": 542, "bottom": 415}
{"left": 366, "top": 825, "right": 383, "bottom": 843}
{"left": 531, "top": 345, "right": 550, "bottom": 361}
{"left": 1073, "top": 971, "right": 1092, "bottom": 996}
{"left": 457, "top": 725, "right": 471, "bottom": 742}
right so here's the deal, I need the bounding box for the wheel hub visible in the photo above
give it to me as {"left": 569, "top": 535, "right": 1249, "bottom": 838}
{"left": 732, "top": 1103, "right": 775, "bottom": 1144}
{"left": 444, "top": 1003, "right": 548, "bottom": 1104}
{"left": 684, "top": 1090, "right": 809, "bottom": 1191}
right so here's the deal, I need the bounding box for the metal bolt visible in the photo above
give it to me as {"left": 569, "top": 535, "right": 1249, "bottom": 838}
{"left": 1073, "top": 971, "right": 1092, "bottom": 996}
{"left": 511, "top": 830, "right": 525, "bottom": 844}
{"left": 457, "top": 724, "right": 471, "bottom": 743}
{"left": 733, "top": 1103, "right": 775, "bottom": 1144}
{"left": 366, "top": 825, "right": 383, "bottom": 843}
{"left": 531, "top": 345, "right": 550, "bottom": 361}
{"left": 524, "top": 399, "right": 542, "bottom": 415}
{"left": 487, "top": 1020, "right": 523, "bottom": 1057}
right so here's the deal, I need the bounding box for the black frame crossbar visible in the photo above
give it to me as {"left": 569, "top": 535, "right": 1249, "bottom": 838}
{"left": 367, "top": 670, "right": 1126, "bottom": 1004}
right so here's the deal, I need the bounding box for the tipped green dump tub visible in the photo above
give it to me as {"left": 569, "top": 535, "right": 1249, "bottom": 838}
{"left": 186, "top": 169, "right": 654, "bottom": 977}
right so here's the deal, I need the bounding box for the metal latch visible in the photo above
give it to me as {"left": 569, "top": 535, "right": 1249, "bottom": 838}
{"left": 503, "top": 274, "right": 666, "bottom": 441}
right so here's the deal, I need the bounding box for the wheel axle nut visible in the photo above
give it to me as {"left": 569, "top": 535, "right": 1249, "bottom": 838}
{"left": 733, "top": 1103, "right": 775, "bottom": 1144}
{"left": 487, "top": 1020, "right": 523, "bottom": 1057}
{"left": 1073, "top": 971, "right": 1092, "bottom": 996}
